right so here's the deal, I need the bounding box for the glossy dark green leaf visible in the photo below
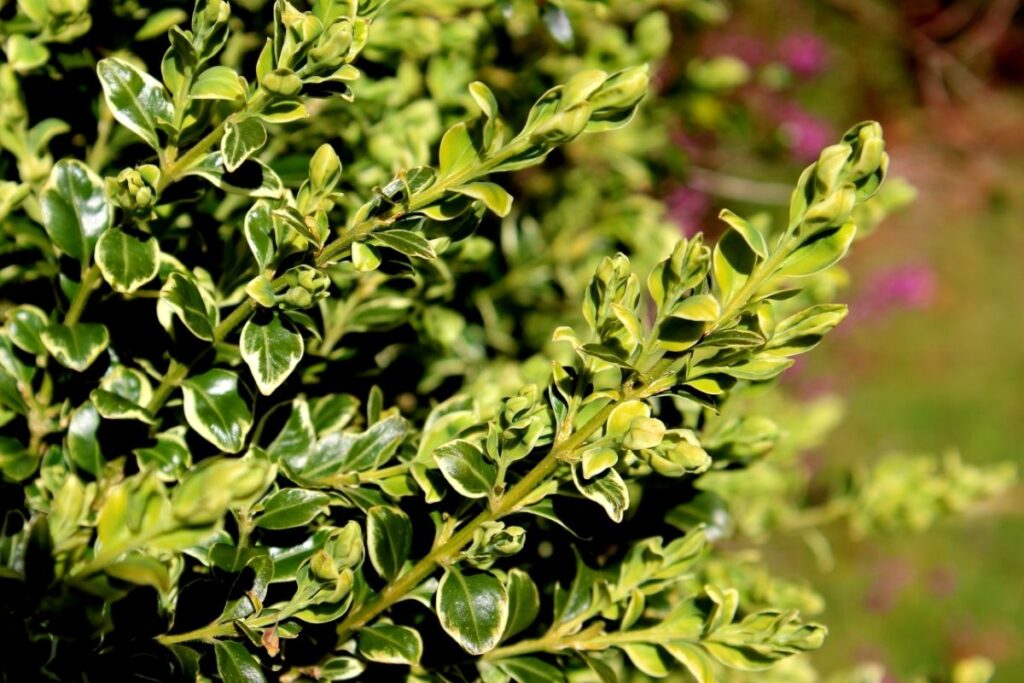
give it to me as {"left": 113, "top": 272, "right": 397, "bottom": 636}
{"left": 40, "top": 159, "right": 111, "bottom": 262}
{"left": 95, "top": 228, "right": 160, "bottom": 293}
{"left": 67, "top": 402, "right": 102, "bottom": 475}
{"left": 366, "top": 505, "right": 412, "bottom": 581}
{"left": 240, "top": 312, "right": 303, "bottom": 396}
{"left": 134, "top": 428, "right": 191, "bottom": 480}
{"left": 41, "top": 323, "right": 109, "bottom": 372}
{"left": 357, "top": 623, "right": 423, "bottom": 665}
{"left": 434, "top": 440, "right": 496, "bottom": 499}
{"left": 182, "top": 369, "right": 252, "bottom": 453}
{"left": 222, "top": 118, "right": 268, "bottom": 172}
{"left": 90, "top": 389, "right": 155, "bottom": 423}
{"left": 254, "top": 489, "right": 330, "bottom": 530}
{"left": 501, "top": 568, "right": 540, "bottom": 641}
{"left": 436, "top": 567, "right": 508, "bottom": 655}
{"left": 161, "top": 271, "right": 219, "bottom": 341}
{"left": 97, "top": 58, "right": 174, "bottom": 151}
{"left": 5, "top": 305, "right": 49, "bottom": 355}
{"left": 319, "top": 657, "right": 365, "bottom": 681}
{"left": 214, "top": 641, "right": 266, "bottom": 683}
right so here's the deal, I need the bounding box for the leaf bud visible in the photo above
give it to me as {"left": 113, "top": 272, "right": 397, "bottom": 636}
{"left": 308, "top": 20, "right": 354, "bottom": 70}
{"left": 108, "top": 165, "right": 160, "bottom": 215}
{"left": 801, "top": 183, "right": 855, "bottom": 232}
{"left": 309, "top": 144, "right": 342, "bottom": 192}
{"left": 530, "top": 103, "right": 591, "bottom": 144}
{"left": 813, "top": 144, "right": 851, "bottom": 194}
{"left": 261, "top": 68, "right": 303, "bottom": 98}
{"left": 623, "top": 416, "right": 666, "bottom": 451}
{"left": 588, "top": 65, "right": 649, "bottom": 118}
{"left": 245, "top": 275, "right": 278, "bottom": 308}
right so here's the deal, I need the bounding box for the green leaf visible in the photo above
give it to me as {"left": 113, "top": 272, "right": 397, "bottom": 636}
{"left": 134, "top": 428, "right": 191, "bottom": 480}
{"left": 41, "top": 323, "right": 109, "bottom": 372}
{"left": 6, "top": 35, "right": 49, "bottom": 72}
{"left": 182, "top": 369, "right": 253, "bottom": 453}
{"left": 367, "top": 505, "right": 412, "bottom": 581}
{"left": 776, "top": 222, "right": 857, "bottom": 277}
{"left": 244, "top": 200, "right": 276, "bottom": 270}
{"left": 254, "top": 489, "right": 330, "bottom": 530}
{"left": 434, "top": 440, "right": 497, "bottom": 499}
{"left": 712, "top": 229, "right": 756, "bottom": 302}
{"left": 718, "top": 209, "right": 767, "bottom": 259}
{"left": 452, "top": 182, "right": 513, "bottom": 217}
{"left": 663, "top": 642, "right": 715, "bottom": 683}
{"left": 281, "top": 415, "right": 407, "bottom": 484}
{"left": 214, "top": 641, "right": 267, "bottom": 683}
{"left": 495, "top": 657, "right": 566, "bottom": 683}
{"left": 90, "top": 389, "right": 155, "bottom": 423}
{"left": 572, "top": 462, "right": 629, "bottom": 523}
{"left": 192, "top": 65, "right": 245, "bottom": 101}
{"left": 501, "top": 569, "right": 540, "bottom": 641}
{"left": 436, "top": 567, "right": 508, "bottom": 655}
{"left": 6, "top": 305, "right": 49, "bottom": 355}
{"left": 240, "top": 312, "right": 304, "bottom": 396}
{"left": 372, "top": 230, "right": 436, "bottom": 260}
{"left": 222, "top": 118, "right": 268, "bottom": 173}
{"left": 620, "top": 643, "right": 669, "bottom": 678}
{"left": 438, "top": 121, "right": 479, "bottom": 177}
{"left": 97, "top": 57, "right": 173, "bottom": 151}
{"left": 40, "top": 159, "right": 112, "bottom": 262}
{"left": 319, "top": 657, "right": 365, "bottom": 681}
{"left": 67, "top": 402, "right": 102, "bottom": 475}
{"left": 186, "top": 153, "right": 285, "bottom": 199}
{"left": 135, "top": 8, "right": 188, "bottom": 40}
{"left": 357, "top": 623, "right": 423, "bottom": 665}
{"left": 95, "top": 228, "right": 160, "bottom": 294}
{"left": 106, "top": 553, "right": 172, "bottom": 593}
{"left": 161, "top": 271, "right": 220, "bottom": 341}
{"left": 671, "top": 294, "right": 720, "bottom": 322}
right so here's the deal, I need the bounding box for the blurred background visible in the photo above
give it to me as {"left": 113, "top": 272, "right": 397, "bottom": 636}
{"left": 660, "top": 0, "right": 1024, "bottom": 678}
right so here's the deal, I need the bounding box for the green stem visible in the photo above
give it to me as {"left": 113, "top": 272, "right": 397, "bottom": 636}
{"left": 157, "top": 92, "right": 269, "bottom": 193}
{"left": 314, "top": 138, "right": 528, "bottom": 267}
{"left": 483, "top": 624, "right": 704, "bottom": 661}
{"left": 64, "top": 265, "right": 101, "bottom": 326}
{"left": 144, "top": 298, "right": 260, "bottom": 415}
{"left": 330, "top": 398, "right": 623, "bottom": 644}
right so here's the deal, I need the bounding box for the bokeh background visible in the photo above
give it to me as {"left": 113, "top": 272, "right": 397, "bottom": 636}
{"left": 661, "top": 0, "right": 1024, "bottom": 679}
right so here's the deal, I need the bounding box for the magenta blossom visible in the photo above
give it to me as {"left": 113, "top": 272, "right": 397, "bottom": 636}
{"left": 778, "top": 32, "right": 831, "bottom": 78}
{"left": 849, "top": 264, "right": 937, "bottom": 324}
{"left": 664, "top": 186, "right": 710, "bottom": 237}
{"left": 777, "top": 105, "right": 833, "bottom": 162}
{"left": 704, "top": 33, "right": 770, "bottom": 67}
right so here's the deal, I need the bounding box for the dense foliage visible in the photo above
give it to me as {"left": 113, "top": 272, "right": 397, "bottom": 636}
{"left": 0, "top": 1, "right": 1014, "bottom": 681}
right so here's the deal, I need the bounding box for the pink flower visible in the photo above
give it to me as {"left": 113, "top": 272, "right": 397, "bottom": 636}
{"left": 848, "top": 264, "right": 937, "bottom": 326}
{"left": 777, "top": 105, "right": 833, "bottom": 162}
{"left": 778, "top": 32, "right": 831, "bottom": 78}
{"left": 664, "top": 186, "right": 710, "bottom": 237}
{"left": 704, "top": 33, "right": 770, "bottom": 67}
